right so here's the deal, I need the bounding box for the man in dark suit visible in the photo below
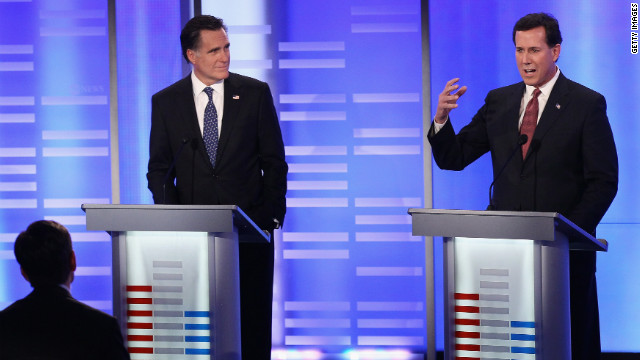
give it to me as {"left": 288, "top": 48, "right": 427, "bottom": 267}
{"left": 428, "top": 13, "right": 618, "bottom": 359}
{"left": 146, "top": 15, "right": 287, "bottom": 360}
{"left": 0, "top": 220, "right": 130, "bottom": 360}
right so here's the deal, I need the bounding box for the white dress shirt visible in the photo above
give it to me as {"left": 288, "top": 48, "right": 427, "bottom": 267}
{"left": 517, "top": 67, "right": 560, "bottom": 128}
{"left": 191, "top": 71, "right": 225, "bottom": 136}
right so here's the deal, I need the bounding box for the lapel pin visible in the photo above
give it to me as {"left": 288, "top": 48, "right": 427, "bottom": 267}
{"left": 556, "top": 103, "right": 561, "bottom": 109}
{"left": 233, "top": 95, "right": 240, "bottom": 100}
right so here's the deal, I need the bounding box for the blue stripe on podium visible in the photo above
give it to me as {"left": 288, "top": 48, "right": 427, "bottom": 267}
{"left": 185, "top": 311, "right": 209, "bottom": 317}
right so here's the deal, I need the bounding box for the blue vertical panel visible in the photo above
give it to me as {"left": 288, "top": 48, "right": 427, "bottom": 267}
{"left": 0, "top": 0, "right": 37, "bottom": 308}
{"left": 116, "top": 0, "right": 184, "bottom": 205}
{"left": 430, "top": 0, "right": 640, "bottom": 352}
{"left": 0, "top": 0, "right": 112, "bottom": 311}
{"left": 205, "top": 0, "right": 426, "bottom": 356}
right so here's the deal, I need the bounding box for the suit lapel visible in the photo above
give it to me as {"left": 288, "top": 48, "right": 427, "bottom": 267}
{"left": 506, "top": 83, "right": 525, "bottom": 149}
{"left": 179, "top": 75, "right": 214, "bottom": 171}
{"left": 176, "top": 76, "right": 203, "bottom": 141}
{"left": 217, "top": 73, "right": 242, "bottom": 163}
{"left": 529, "top": 73, "right": 570, "bottom": 154}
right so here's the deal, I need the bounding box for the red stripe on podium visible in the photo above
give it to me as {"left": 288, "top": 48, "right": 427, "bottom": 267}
{"left": 128, "top": 310, "right": 153, "bottom": 317}
{"left": 454, "top": 293, "right": 479, "bottom": 300}
{"left": 455, "top": 305, "right": 480, "bottom": 313}
{"left": 128, "top": 322, "right": 153, "bottom": 329}
{"left": 127, "top": 285, "right": 152, "bottom": 292}
{"left": 456, "top": 343, "right": 481, "bottom": 351}
{"left": 455, "top": 357, "right": 480, "bottom": 360}
{"left": 127, "top": 298, "right": 152, "bottom": 304}
{"left": 128, "top": 335, "right": 153, "bottom": 341}
{"left": 455, "top": 331, "right": 480, "bottom": 339}
{"left": 455, "top": 318, "right": 480, "bottom": 326}
{"left": 129, "top": 347, "right": 153, "bottom": 354}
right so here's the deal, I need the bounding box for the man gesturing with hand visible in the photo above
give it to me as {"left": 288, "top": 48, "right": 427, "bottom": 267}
{"left": 427, "top": 13, "right": 617, "bottom": 360}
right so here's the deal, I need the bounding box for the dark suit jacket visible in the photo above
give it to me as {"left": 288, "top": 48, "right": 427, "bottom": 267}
{"left": 428, "top": 73, "right": 618, "bottom": 234}
{"left": 147, "top": 72, "right": 288, "bottom": 230}
{"left": 0, "top": 286, "right": 130, "bottom": 360}
{"left": 428, "top": 73, "right": 618, "bottom": 358}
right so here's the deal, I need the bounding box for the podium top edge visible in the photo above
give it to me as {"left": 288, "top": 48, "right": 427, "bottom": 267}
{"left": 408, "top": 208, "right": 559, "bottom": 218}
{"left": 81, "top": 204, "right": 239, "bottom": 211}
{"left": 81, "top": 204, "right": 269, "bottom": 242}
{"left": 408, "top": 208, "right": 606, "bottom": 252}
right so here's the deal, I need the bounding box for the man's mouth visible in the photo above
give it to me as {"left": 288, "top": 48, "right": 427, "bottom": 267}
{"left": 524, "top": 69, "right": 536, "bottom": 74}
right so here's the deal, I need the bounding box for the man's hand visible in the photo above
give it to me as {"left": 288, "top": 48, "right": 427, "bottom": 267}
{"left": 435, "top": 78, "right": 467, "bottom": 124}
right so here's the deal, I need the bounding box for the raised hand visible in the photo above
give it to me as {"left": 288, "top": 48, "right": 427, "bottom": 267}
{"left": 434, "top": 78, "right": 467, "bottom": 124}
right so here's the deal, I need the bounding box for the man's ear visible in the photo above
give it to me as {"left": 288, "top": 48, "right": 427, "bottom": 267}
{"left": 552, "top": 43, "right": 561, "bottom": 62}
{"left": 186, "top": 49, "right": 198, "bottom": 65}
{"left": 70, "top": 250, "right": 77, "bottom": 272}
{"left": 20, "top": 267, "right": 29, "bottom": 282}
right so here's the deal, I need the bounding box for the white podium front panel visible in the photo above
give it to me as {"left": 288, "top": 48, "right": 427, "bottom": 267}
{"left": 449, "top": 237, "right": 537, "bottom": 359}
{"left": 124, "top": 231, "right": 212, "bottom": 359}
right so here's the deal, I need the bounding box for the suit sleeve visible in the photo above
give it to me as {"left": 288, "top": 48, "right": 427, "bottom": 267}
{"left": 147, "top": 93, "right": 179, "bottom": 204}
{"left": 255, "top": 84, "right": 288, "bottom": 227}
{"left": 428, "top": 96, "right": 492, "bottom": 171}
{"left": 566, "top": 95, "right": 618, "bottom": 233}
{"left": 101, "top": 317, "right": 131, "bottom": 360}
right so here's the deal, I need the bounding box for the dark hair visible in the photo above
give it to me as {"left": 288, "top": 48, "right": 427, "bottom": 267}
{"left": 512, "top": 13, "right": 562, "bottom": 47}
{"left": 180, "top": 15, "right": 228, "bottom": 63}
{"left": 14, "top": 220, "right": 73, "bottom": 287}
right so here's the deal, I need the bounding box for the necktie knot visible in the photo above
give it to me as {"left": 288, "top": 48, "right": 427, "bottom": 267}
{"left": 203, "top": 87, "right": 214, "bottom": 100}
{"left": 532, "top": 88, "right": 541, "bottom": 98}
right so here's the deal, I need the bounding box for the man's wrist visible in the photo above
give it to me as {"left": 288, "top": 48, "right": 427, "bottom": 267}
{"left": 434, "top": 114, "right": 448, "bottom": 124}
{"left": 432, "top": 116, "right": 448, "bottom": 135}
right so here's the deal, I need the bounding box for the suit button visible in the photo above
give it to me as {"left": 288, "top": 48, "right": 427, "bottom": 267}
{"left": 520, "top": 174, "right": 526, "bottom": 180}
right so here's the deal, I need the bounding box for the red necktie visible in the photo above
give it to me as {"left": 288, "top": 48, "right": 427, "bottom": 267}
{"left": 520, "top": 88, "right": 541, "bottom": 158}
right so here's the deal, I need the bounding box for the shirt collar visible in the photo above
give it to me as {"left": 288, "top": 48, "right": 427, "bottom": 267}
{"left": 191, "top": 72, "right": 224, "bottom": 97}
{"left": 525, "top": 66, "right": 560, "bottom": 98}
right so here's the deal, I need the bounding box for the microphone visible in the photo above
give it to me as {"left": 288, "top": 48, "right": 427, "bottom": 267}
{"left": 529, "top": 139, "right": 541, "bottom": 211}
{"left": 190, "top": 139, "right": 198, "bottom": 204}
{"left": 487, "top": 134, "right": 528, "bottom": 210}
{"left": 162, "top": 137, "right": 190, "bottom": 204}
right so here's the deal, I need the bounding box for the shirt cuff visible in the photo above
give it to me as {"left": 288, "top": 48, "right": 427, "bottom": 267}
{"left": 432, "top": 117, "right": 447, "bottom": 134}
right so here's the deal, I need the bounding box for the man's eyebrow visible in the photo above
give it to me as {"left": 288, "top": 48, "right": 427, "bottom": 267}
{"left": 207, "top": 43, "right": 230, "bottom": 53}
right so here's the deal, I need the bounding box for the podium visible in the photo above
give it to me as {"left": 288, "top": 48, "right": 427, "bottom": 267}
{"left": 82, "top": 204, "right": 269, "bottom": 360}
{"left": 408, "top": 209, "right": 607, "bottom": 360}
